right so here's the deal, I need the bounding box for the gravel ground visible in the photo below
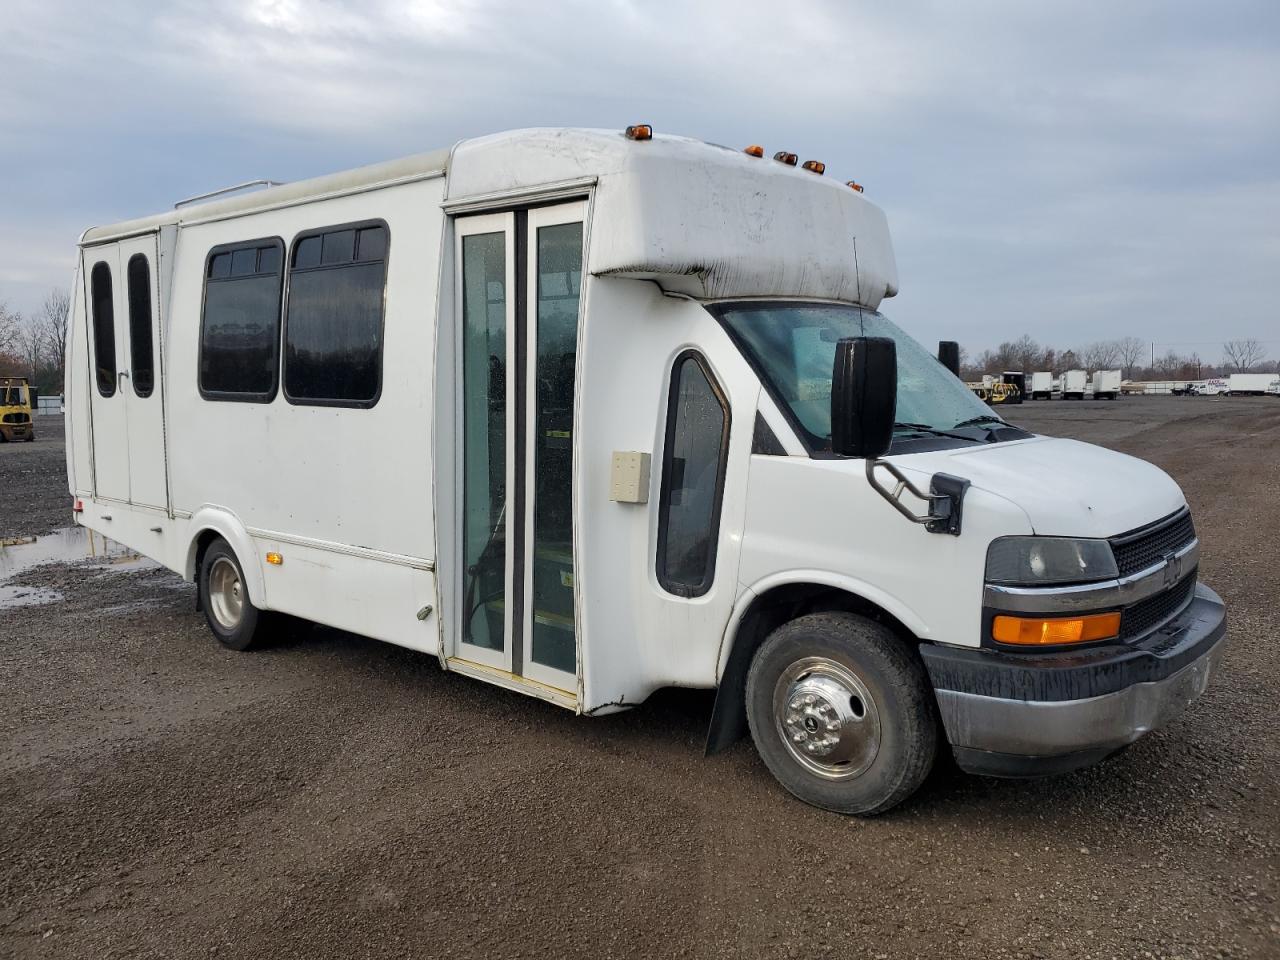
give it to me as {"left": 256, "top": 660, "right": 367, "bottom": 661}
{"left": 1, "top": 396, "right": 1277, "bottom": 959}
{"left": 0, "top": 417, "right": 69, "bottom": 537}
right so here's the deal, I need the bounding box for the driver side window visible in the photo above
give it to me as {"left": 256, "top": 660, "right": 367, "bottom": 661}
{"left": 656, "top": 352, "right": 731, "bottom": 598}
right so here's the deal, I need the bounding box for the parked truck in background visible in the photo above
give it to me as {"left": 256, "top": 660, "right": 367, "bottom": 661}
{"left": 1062, "top": 369, "right": 1088, "bottom": 400}
{"left": 1226, "top": 373, "right": 1280, "bottom": 396}
{"left": 1091, "top": 369, "right": 1121, "bottom": 401}
{"left": 1029, "top": 371, "right": 1053, "bottom": 400}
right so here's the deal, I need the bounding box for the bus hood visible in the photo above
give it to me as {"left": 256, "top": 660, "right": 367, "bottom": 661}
{"left": 893, "top": 436, "right": 1185, "bottom": 539}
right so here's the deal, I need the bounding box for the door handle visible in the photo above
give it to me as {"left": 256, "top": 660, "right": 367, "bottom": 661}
{"left": 118, "top": 370, "right": 130, "bottom": 390}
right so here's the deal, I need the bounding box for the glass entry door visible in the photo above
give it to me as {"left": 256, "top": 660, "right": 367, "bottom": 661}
{"left": 455, "top": 202, "right": 585, "bottom": 691}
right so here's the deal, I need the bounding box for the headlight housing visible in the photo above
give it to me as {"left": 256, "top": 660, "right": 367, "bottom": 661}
{"left": 985, "top": 537, "right": 1118, "bottom": 586}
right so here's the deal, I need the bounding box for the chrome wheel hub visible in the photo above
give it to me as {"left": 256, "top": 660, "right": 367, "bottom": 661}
{"left": 774, "top": 657, "right": 881, "bottom": 780}
{"left": 207, "top": 556, "right": 244, "bottom": 630}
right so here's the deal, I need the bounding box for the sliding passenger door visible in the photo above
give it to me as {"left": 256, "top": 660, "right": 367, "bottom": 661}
{"left": 452, "top": 202, "right": 586, "bottom": 696}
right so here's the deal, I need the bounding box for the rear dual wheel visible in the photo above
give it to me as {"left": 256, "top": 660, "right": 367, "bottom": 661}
{"left": 746, "top": 612, "right": 937, "bottom": 816}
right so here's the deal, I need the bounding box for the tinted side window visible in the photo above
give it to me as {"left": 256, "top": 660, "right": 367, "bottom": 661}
{"left": 199, "top": 239, "right": 284, "bottom": 400}
{"left": 127, "top": 254, "right": 154, "bottom": 397}
{"left": 90, "top": 261, "right": 116, "bottom": 397}
{"left": 284, "top": 222, "right": 388, "bottom": 407}
{"left": 657, "top": 353, "right": 731, "bottom": 597}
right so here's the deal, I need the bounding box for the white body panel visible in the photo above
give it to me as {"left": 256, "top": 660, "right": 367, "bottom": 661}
{"left": 65, "top": 127, "right": 1194, "bottom": 718}
{"left": 1030, "top": 371, "right": 1053, "bottom": 395}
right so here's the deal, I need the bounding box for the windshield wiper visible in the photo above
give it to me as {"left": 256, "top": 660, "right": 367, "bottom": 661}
{"left": 952, "top": 415, "right": 1006, "bottom": 429}
{"left": 893, "top": 422, "right": 979, "bottom": 442}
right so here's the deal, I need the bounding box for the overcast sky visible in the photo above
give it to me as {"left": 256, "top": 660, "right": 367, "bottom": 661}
{"left": 2, "top": 0, "right": 1277, "bottom": 362}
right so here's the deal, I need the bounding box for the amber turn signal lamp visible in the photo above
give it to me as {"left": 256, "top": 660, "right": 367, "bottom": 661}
{"left": 992, "top": 611, "right": 1121, "bottom": 646}
{"left": 744, "top": 144, "right": 765, "bottom": 158}
{"left": 773, "top": 151, "right": 798, "bottom": 166}
{"left": 801, "top": 160, "right": 825, "bottom": 175}
{"left": 266, "top": 552, "right": 283, "bottom": 566}
{"left": 624, "top": 124, "right": 653, "bottom": 141}
{"left": 846, "top": 180, "right": 864, "bottom": 193}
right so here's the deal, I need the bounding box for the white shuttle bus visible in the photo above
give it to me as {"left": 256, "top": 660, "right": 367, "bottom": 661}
{"left": 66, "top": 126, "right": 1226, "bottom": 814}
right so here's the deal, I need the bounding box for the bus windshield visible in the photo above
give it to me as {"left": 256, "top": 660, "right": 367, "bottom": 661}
{"left": 712, "top": 301, "right": 996, "bottom": 450}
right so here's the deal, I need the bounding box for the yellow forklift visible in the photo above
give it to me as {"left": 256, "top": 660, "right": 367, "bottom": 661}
{"left": 0, "top": 376, "right": 35, "bottom": 442}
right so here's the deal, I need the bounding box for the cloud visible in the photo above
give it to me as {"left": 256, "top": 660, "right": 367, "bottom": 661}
{"left": 0, "top": 0, "right": 1277, "bottom": 360}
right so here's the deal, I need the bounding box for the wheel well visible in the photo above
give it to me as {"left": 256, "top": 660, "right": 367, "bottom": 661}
{"left": 190, "top": 529, "right": 225, "bottom": 611}
{"left": 704, "top": 583, "right": 919, "bottom": 755}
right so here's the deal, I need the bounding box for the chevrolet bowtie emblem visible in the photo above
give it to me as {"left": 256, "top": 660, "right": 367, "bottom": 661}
{"left": 1162, "top": 551, "right": 1182, "bottom": 588}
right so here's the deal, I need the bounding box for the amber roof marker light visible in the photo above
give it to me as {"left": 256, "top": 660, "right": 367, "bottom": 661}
{"left": 773, "top": 151, "right": 798, "bottom": 166}
{"left": 624, "top": 124, "right": 653, "bottom": 141}
{"left": 846, "top": 180, "right": 865, "bottom": 193}
{"left": 743, "top": 144, "right": 765, "bottom": 158}
{"left": 801, "top": 160, "right": 825, "bottom": 175}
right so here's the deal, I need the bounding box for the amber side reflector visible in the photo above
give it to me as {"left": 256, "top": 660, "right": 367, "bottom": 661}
{"left": 801, "top": 160, "right": 825, "bottom": 175}
{"left": 992, "top": 612, "right": 1121, "bottom": 646}
{"left": 624, "top": 124, "right": 653, "bottom": 141}
{"left": 773, "top": 151, "right": 798, "bottom": 166}
{"left": 266, "top": 552, "right": 283, "bottom": 566}
{"left": 744, "top": 144, "right": 765, "bottom": 158}
{"left": 846, "top": 180, "right": 864, "bottom": 193}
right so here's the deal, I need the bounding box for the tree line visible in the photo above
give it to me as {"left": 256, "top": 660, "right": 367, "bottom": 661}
{"left": 959, "top": 334, "right": 1276, "bottom": 382}
{"left": 0, "top": 290, "right": 71, "bottom": 394}
{"left": 2, "top": 292, "right": 1275, "bottom": 396}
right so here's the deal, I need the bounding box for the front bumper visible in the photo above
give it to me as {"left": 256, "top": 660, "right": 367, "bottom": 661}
{"left": 920, "top": 584, "right": 1227, "bottom": 777}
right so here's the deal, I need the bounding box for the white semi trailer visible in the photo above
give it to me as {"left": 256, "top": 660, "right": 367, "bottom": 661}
{"left": 1226, "top": 373, "right": 1280, "bottom": 396}
{"left": 64, "top": 125, "right": 1226, "bottom": 815}
{"left": 1061, "top": 369, "right": 1088, "bottom": 400}
{"left": 1091, "top": 370, "right": 1121, "bottom": 400}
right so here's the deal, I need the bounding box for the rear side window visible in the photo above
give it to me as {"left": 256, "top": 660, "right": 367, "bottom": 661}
{"left": 199, "top": 239, "right": 285, "bottom": 401}
{"left": 90, "top": 261, "right": 116, "bottom": 397}
{"left": 126, "top": 254, "right": 155, "bottom": 398}
{"left": 284, "top": 221, "right": 389, "bottom": 407}
{"left": 657, "top": 352, "right": 731, "bottom": 597}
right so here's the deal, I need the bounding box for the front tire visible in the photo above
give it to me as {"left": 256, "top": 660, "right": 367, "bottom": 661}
{"left": 746, "top": 612, "right": 937, "bottom": 816}
{"left": 199, "top": 539, "right": 270, "bottom": 651}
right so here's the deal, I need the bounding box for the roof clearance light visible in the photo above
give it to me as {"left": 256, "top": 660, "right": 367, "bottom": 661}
{"left": 801, "top": 160, "right": 825, "bottom": 175}
{"left": 624, "top": 124, "right": 653, "bottom": 141}
{"left": 744, "top": 145, "right": 765, "bottom": 158}
{"left": 846, "top": 180, "right": 865, "bottom": 193}
{"left": 773, "top": 151, "right": 798, "bottom": 166}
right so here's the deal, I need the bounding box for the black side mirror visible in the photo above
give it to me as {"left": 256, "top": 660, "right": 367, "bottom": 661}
{"left": 938, "top": 341, "right": 960, "bottom": 377}
{"left": 831, "top": 336, "right": 897, "bottom": 458}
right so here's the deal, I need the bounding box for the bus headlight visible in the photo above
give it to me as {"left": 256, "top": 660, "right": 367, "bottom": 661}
{"left": 985, "top": 537, "right": 1118, "bottom": 586}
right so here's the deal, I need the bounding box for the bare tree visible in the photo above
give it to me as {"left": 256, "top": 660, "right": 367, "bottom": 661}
{"left": 0, "top": 300, "right": 20, "bottom": 351}
{"left": 1222, "top": 338, "right": 1266, "bottom": 372}
{"left": 1116, "top": 336, "right": 1146, "bottom": 378}
{"left": 1081, "top": 340, "right": 1122, "bottom": 371}
{"left": 37, "top": 288, "right": 71, "bottom": 391}
{"left": 16, "top": 314, "right": 46, "bottom": 382}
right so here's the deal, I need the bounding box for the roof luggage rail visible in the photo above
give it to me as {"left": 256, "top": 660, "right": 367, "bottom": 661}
{"left": 174, "top": 179, "right": 286, "bottom": 209}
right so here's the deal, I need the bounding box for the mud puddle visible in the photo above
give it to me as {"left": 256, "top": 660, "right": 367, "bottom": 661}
{"left": 0, "top": 526, "right": 157, "bottom": 608}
